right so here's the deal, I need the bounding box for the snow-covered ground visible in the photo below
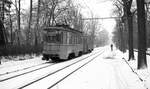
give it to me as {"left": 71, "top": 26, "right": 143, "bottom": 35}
{"left": 51, "top": 47, "right": 146, "bottom": 89}
{"left": 122, "top": 50, "right": 150, "bottom": 89}
{"left": 0, "top": 55, "right": 46, "bottom": 75}
{"left": 0, "top": 46, "right": 148, "bottom": 89}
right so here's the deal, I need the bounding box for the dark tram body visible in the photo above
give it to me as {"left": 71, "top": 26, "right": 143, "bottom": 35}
{"left": 42, "top": 25, "right": 93, "bottom": 61}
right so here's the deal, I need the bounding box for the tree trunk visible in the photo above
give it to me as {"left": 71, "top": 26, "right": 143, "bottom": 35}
{"left": 2, "top": 0, "right": 4, "bottom": 22}
{"left": 17, "top": 0, "right": 21, "bottom": 45}
{"left": 27, "top": 0, "right": 33, "bottom": 45}
{"left": 128, "top": 15, "right": 134, "bottom": 60}
{"left": 10, "top": 13, "right": 13, "bottom": 45}
{"left": 122, "top": 0, "right": 134, "bottom": 60}
{"left": 119, "top": 22, "right": 125, "bottom": 52}
{"left": 35, "top": 0, "right": 41, "bottom": 45}
{"left": 136, "top": 0, "right": 147, "bottom": 69}
{"left": 0, "top": 20, "right": 5, "bottom": 46}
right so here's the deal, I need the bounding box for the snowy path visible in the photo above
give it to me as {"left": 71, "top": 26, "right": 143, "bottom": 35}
{"left": 23, "top": 49, "right": 105, "bottom": 89}
{"left": 122, "top": 50, "right": 150, "bottom": 89}
{"left": 51, "top": 49, "right": 146, "bottom": 89}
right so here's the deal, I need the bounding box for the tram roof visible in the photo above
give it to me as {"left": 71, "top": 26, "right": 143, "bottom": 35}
{"left": 43, "top": 26, "right": 83, "bottom": 34}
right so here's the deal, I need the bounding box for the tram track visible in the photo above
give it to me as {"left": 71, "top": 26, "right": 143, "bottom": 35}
{"left": 0, "top": 63, "right": 54, "bottom": 82}
{"left": 18, "top": 49, "right": 105, "bottom": 89}
{"left": 0, "top": 48, "right": 105, "bottom": 89}
{"left": 47, "top": 49, "right": 105, "bottom": 89}
{"left": 18, "top": 50, "right": 104, "bottom": 89}
{"left": 0, "top": 62, "right": 47, "bottom": 76}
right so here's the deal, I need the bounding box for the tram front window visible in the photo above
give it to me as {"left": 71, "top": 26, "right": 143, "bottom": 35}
{"left": 45, "top": 30, "right": 62, "bottom": 43}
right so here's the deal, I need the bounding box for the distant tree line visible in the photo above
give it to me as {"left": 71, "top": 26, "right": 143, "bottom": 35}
{"left": 0, "top": 0, "right": 83, "bottom": 56}
{"left": 0, "top": 0, "right": 100, "bottom": 57}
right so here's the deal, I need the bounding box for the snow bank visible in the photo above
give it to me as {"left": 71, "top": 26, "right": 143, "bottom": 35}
{"left": 122, "top": 50, "right": 150, "bottom": 89}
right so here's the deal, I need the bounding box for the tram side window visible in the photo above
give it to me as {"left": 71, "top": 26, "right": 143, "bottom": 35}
{"left": 46, "top": 35, "right": 57, "bottom": 43}
{"left": 79, "top": 36, "right": 82, "bottom": 44}
{"left": 74, "top": 35, "right": 76, "bottom": 44}
{"left": 45, "top": 31, "right": 63, "bottom": 43}
{"left": 75, "top": 35, "right": 77, "bottom": 44}
{"left": 67, "top": 32, "right": 81, "bottom": 44}
{"left": 62, "top": 31, "right": 67, "bottom": 44}
{"left": 56, "top": 33, "right": 61, "bottom": 42}
{"left": 73, "top": 34, "right": 76, "bottom": 44}
{"left": 78, "top": 36, "right": 81, "bottom": 44}
{"left": 72, "top": 34, "right": 75, "bottom": 44}
{"left": 67, "top": 32, "right": 70, "bottom": 44}
{"left": 77, "top": 35, "right": 79, "bottom": 44}
{"left": 69, "top": 33, "right": 72, "bottom": 44}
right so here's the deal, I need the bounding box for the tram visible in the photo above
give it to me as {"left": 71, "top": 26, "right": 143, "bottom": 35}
{"left": 42, "top": 25, "right": 93, "bottom": 61}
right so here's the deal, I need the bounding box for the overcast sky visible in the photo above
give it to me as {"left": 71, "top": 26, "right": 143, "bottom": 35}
{"left": 75, "top": 0, "right": 114, "bottom": 18}
{"left": 74, "top": 0, "right": 116, "bottom": 34}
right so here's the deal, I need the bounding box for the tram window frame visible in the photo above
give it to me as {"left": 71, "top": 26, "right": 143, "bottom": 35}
{"left": 72, "top": 34, "right": 75, "bottom": 44}
{"left": 75, "top": 35, "right": 77, "bottom": 44}
{"left": 77, "top": 35, "right": 79, "bottom": 44}
{"left": 79, "top": 36, "right": 82, "bottom": 44}
{"left": 71, "top": 34, "right": 73, "bottom": 44}
{"left": 62, "top": 31, "right": 67, "bottom": 44}
{"left": 44, "top": 30, "right": 63, "bottom": 43}
{"left": 67, "top": 32, "right": 70, "bottom": 44}
{"left": 66, "top": 31, "right": 82, "bottom": 45}
{"left": 65, "top": 32, "right": 68, "bottom": 44}
{"left": 73, "top": 34, "right": 76, "bottom": 44}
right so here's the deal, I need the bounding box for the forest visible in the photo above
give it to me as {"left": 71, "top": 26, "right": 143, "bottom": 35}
{"left": 0, "top": 0, "right": 149, "bottom": 69}
{"left": 112, "top": 0, "right": 148, "bottom": 69}
{"left": 113, "top": 0, "right": 150, "bottom": 50}
{"left": 0, "top": 0, "right": 110, "bottom": 57}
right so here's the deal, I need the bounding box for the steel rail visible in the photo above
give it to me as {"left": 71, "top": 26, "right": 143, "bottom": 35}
{"left": 18, "top": 48, "right": 105, "bottom": 89}
{"left": 0, "top": 49, "right": 101, "bottom": 82}
{"left": 0, "top": 63, "right": 54, "bottom": 82}
{"left": 48, "top": 50, "right": 105, "bottom": 89}
{"left": 0, "top": 62, "right": 47, "bottom": 76}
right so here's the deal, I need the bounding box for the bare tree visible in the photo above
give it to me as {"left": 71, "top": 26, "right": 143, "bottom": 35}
{"left": 113, "top": 2, "right": 126, "bottom": 52}
{"left": 26, "top": 0, "right": 33, "bottom": 45}
{"left": 39, "top": 0, "right": 65, "bottom": 26}
{"left": 122, "top": 0, "right": 135, "bottom": 61}
{"left": 9, "top": 3, "right": 13, "bottom": 44}
{"left": 34, "top": 0, "right": 41, "bottom": 45}
{"left": 115, "top": 0, "right": 135, "bottom": 60}
{"left": 136, "top": 0, "right": 147, "bottom": 69}
{"left": 14, "top": 0, "right": 21, "bottom": 45}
